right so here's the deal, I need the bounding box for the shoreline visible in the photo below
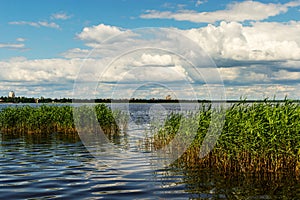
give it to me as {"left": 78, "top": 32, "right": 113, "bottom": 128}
{"left": 1, "top": 98, "right": 300, "bottom": 104}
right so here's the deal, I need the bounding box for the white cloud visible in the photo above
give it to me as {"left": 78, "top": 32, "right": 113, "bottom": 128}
{"left": 273, "top": 70, "right": 300, "bottom": 81}
{"left": 9, "top": 21, "right": 60, "bottom": 29}
{"left": 218, "top": 67, "right": 240, "bottom": 81}
{"left": 70, "top": 22, "right": 300, "bottom": 84}
{"left": 0, "top": 37, "right": 26, "bottom": 50}
{"left": 286, "top": 0, "right": 300, "bottom": 7}
{"left": 183, "top": 21, "right": 300, "bottom": 61}
{"left": 0, "top": 58, "right": 80, "bottom": 97}
{"left": 4, "top": 21, "right": 300, "bottom": 99}
{"left": 39, "top": 21, "right": 60, "bottom": 29}
{"left": 161, "top": 3, "right": 186, "bottom": 9}
{"left": 68, "top": 22, "right": 300, "bottom": 90}
{"left": 135, "top": 53, "right": 174, "bottom": 66}
{"left": 70, "top": 26, "right": 225, "bottom": 99}
{"left": 224, "top": 84, "right": 300, "bottom": 100}
{"left": 281, "top": 60, "right": 300, "bottom": 69}
{"left": 61, "top": 48, "right": 90, "bottom": 59}
{"left": 75, "top": 25, "right": 215, "bottom": 68}
{"left": 0, "top": 57, "right": 81, "bottom": 83}
{"left": 195, "top": 0, "right": 206, "bottom": 7}
{"left": 51, "top": 12, "right": 72, "bottom": 20}
{"left": 16, "top": 38, "right": 26, "bottom": 42}
{"left": 77, "top": 24, "right": 127, "bottom": 46}
{"left": 0, "top": 43, "right": 25, "bottom": 49}
{"left": 7, "top": 56, "right": 27, "bottom": 62}
{"left": 141, "top": 1, "right": 300, "bottom": 23}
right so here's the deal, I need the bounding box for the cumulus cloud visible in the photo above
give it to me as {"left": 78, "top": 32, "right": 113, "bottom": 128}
{"left": 9, "top": 21, "right": 60, "bottom": 29}
{"left": 75, "top": 25, "right": 214, "bottom": 67}
{"left": 0, "top": 58, "right": 82, "bottom": 97}
{"left": 68, "top": 22, "right": 300, "bottom": 99}
{"left": 76, "top": 24, "right": 129, "bottom": 46}
{"left": 5, "top": 20, "right": 299, "bottom": 99}
{"left": 0, "top": 57, "right": 84, "bottom": 97}
{"left": 134, "top": 53, "right": 175, "bottom": 67}
{"left": 183, "top": 21, "right": 300, "bottom": 62}
{"left": 75, "top": 26, "right": 221, "bottom": 85}
{"left": 70, "top": 26, "right": 226, "bottom": 99}
{"left": 75, "top": 21, "right": 300, "bottom": 63}
{"left": 141, "top": 0, "right": 300, "bottom": 23}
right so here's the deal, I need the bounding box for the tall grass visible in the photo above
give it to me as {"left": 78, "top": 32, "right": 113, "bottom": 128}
{"left": 152, "top": 100, "right": 300, "bottom": 175}
{"left": 0, "top": 104, "right": 128, "bottom": 135}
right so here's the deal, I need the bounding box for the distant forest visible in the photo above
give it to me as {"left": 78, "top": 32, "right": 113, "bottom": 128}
{"left": 0, "top": 96, "right": 72, "bottom": 103}
{"left": 1, "top": 96, "right": 299, "bottom": 104}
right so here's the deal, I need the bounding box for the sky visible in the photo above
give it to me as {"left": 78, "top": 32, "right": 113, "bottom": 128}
{"left": 1, "top": 0, "right": 300, "bottom": 100}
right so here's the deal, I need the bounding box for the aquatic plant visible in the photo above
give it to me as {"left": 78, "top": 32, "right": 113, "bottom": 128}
{"left": 152, "top": 99, "right": 300, "bottom": 175}
{"left": 0, "top": 104, "right": 128, "bottom": 135}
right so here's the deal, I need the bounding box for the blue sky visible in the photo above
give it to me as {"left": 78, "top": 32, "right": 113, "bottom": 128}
{"left": 0, "top": 0, "right": 232, "bottom": 59}
{"left": 1, "top": 0, "right": 300, "bottom": 99}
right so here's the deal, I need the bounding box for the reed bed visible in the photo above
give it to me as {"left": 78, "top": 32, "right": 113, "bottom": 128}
{"left": 0, "top": 104, "right": 128, "bottom": 135}
{"left": 152, "top": 100, "right": 300, "bottom": 175}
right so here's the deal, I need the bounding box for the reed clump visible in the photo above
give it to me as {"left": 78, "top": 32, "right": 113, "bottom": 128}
{"left": 0, "top": 104, "right": 128, "bottom": 135}
{"left": 152, "top": 100, "right": 300, "bottom": 175}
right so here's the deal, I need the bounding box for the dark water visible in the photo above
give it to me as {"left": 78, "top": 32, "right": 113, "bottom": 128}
{"left": 0, "top": 133, "right": 198, "bottom": 199}
{"left": 1, "top": 103, "right": 300, "bottom": 199}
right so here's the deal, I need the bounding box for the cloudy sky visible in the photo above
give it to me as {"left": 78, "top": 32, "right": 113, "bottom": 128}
{"left": 1, "top": 0, "right": 300, "bottom": 100}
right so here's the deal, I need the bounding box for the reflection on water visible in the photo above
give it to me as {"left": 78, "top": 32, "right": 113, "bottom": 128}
{"left": 174, "top": 166, "right": 300, "bottom": 199}
{"left": 0, "top": 133, "right": 188, "bottom": 199}
{"left": 1, "top": 133, "right": 300, "bottom": 199}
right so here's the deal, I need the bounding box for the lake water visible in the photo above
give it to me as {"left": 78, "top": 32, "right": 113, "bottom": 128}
{"left": 1, "top": 103, "right": 300, "bottom": 199}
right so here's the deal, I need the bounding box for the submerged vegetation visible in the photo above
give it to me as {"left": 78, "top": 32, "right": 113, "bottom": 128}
{"left": 152, "top": 99, "right": 300, "bottom": 175}
{"left": 0, "top": 104, "right": 128, "bottom": 136}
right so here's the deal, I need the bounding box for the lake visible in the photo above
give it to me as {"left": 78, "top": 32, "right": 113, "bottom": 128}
{"left": 0, "top": 103, "right": 300, "bottom": 199}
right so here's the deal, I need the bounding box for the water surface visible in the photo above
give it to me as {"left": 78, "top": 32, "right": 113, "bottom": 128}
{"left": 1, "top": 103, "right": 300, "bottom": 199}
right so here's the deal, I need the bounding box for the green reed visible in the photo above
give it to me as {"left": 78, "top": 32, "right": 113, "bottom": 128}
{"left": 0, "top": 104, "right": 128, "bottom": 135}
{"left": 152, "top": 99, "right": 300, "bottom": 175}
